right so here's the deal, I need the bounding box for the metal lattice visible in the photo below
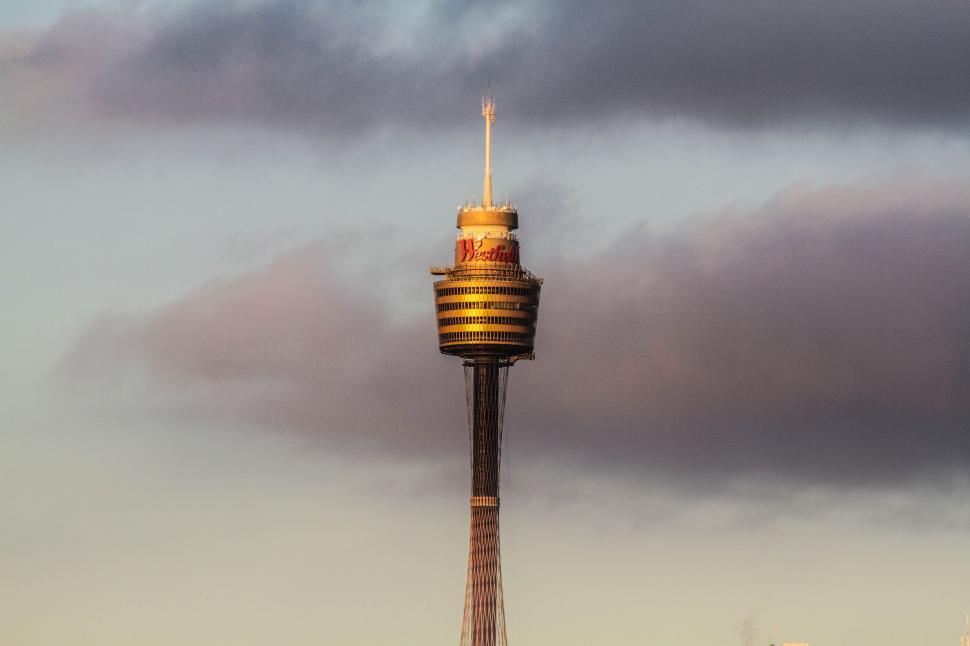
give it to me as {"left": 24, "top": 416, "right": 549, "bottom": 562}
{"left": 459, "top": 360, "right": 509, "bottom": 646}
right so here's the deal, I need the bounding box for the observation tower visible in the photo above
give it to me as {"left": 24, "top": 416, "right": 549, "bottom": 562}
{"left": 430, "top": 98, "right": 542, "bottom": 646}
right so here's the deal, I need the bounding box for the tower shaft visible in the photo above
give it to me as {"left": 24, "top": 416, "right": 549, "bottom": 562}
{"left": 470, "top": 361, "right": 502, "bottom": 499}
{"left": 460, "top": 361, "right": 508, "bottom": 646}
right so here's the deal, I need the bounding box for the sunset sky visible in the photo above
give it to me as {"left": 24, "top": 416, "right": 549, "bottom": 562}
{"left": 3, "top": 2, "right": 970, "bottom": 645}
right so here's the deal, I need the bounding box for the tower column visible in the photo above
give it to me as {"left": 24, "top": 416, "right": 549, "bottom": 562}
{"left": 460, "top": 360, "right": 508, "bottom": 646}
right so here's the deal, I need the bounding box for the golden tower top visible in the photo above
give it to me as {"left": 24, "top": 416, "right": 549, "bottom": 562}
{"left": 431, "top": 98, "right": 542, "bottom": 363}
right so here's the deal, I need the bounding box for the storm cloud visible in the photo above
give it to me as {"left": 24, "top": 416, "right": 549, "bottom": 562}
{"left": 526, "top": 177, "right": 970, "bottom": 486}
{"left": 65, "top": 177, "right": 970, "bottom": 488}
{"left": 3, "top": 0, "right": 970, "bottom": 134}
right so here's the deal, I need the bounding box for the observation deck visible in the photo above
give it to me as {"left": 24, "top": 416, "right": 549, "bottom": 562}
{"left": 434, "top": 203, "right": 540, "bottom": 358}
{"left": 433, "top": 268, "right": 541, "bottom": 358}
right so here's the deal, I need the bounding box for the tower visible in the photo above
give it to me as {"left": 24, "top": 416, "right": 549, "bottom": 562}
{"left": 430, "top": 97, "right": 542, "bottom": 646}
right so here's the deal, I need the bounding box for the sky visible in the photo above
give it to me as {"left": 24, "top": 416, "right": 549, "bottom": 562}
{"left": 3, "top": 1, "right": 970, "bottom": 644}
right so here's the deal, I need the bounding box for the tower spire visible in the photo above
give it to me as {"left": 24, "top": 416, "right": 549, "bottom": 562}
{"left": 482, "top": 96, "right": 495, "bottom": 208}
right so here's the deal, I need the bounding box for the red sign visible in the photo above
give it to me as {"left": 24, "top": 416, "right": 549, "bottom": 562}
{"left": 456, "top": 238, "right": 520, "bottom": 264}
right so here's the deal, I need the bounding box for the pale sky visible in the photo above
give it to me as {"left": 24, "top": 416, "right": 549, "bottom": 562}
{"left": 3, "top": 2, "right": 970, "bottom": 645}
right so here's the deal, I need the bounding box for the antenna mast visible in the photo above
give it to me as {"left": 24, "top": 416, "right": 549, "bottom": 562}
{"left": 482, "top": 96, "right": 495, "bottom": 208}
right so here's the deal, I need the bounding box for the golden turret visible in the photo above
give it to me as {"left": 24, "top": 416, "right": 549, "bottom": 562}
{"left": 431, "top": 98, "right": 542, "bottom": 359}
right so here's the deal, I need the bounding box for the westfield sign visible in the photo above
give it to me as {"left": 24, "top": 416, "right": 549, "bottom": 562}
{"left": 456, "top": 238, "right": 520, "bottom": 264}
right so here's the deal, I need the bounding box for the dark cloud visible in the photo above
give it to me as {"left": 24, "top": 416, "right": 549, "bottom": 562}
{"left": 508, "top": 0, "right": 970, "bottom": 128}
{"left": 3, "top": 0, "right": 970, "bottom": 133}
{"left": 522, "top": 178, "right": 970, "bottom": 487}
{"left": 64, "top": 177, "right": 970, "bottom": 489}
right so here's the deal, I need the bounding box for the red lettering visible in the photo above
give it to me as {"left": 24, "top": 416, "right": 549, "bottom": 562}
{"left": 457, "top": 239, "right": 521, "bottom": 264}
{"left": 458, "top": 239, "right": 482, "bottom": 262}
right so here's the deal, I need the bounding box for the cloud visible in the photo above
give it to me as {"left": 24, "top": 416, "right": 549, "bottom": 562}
{"left": 64, "top": 177, "right": 970, "bottom": 489}
{"left": 61, "top": 242, "right": 466, "bottom": 459}
{"left": 4, "top": 0, "right": 970, "bottom": 134}
{"left": 521, "top": 176, "right": 970, "bottom": 487}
